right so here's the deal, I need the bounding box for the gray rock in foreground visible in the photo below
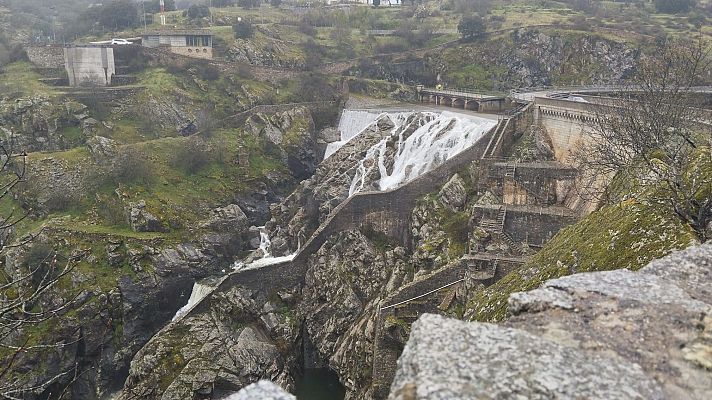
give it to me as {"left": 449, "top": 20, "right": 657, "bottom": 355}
{"left": 389, "top": 314, "right": 664, "bottom": 400}
{"left": 223, "top": 380, "right": 295, "bottom": 400}
{"left": 390, "top": 243, "right": 712, "bottom": 400}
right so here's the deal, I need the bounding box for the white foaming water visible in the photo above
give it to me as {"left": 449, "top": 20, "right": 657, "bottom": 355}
{"left": 172, "top": 281, "right": 216, "bottom": 321}
{"left": 173, "top": 228, "right": 295, "bottom": 321}
{"left": 349, "top": 111, "right": 497, "bottom": 196}
{"left": 258, "top": 227, "right": 272, "bottom": 257}
{"left": 324, "top": 110, "right": 382, "bottom": 160}
{"left": 231, "top": 226, "right": 296, "bottom": 272}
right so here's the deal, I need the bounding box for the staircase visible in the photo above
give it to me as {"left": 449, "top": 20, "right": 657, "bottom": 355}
{"left": 479, "top": 206, "right": 506, "bottom": 233}
{"left": 501, "top": 231, "right": 525, "bottom": 256}
{"left": 504, "top": 163, "right": 516, "bottom": 178}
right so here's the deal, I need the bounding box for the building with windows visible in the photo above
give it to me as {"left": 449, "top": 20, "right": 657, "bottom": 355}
{"left": 141, "top": 29, "right": 213, "bottom": 59}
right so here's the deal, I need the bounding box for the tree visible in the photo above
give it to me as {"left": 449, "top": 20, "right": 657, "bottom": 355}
{"left": 373, "top": 0, "right": 381, "bottom": 6}
{"left": 0, "top": 143, "right": 77, "bottom": 398}
{"left": 458, "top": 14, "right": 487, "bottom": 41}
{"left": 212, "top": 0, "right": 237, "bottom": 7}
{"left": 233, "top": 20, "right": 254, "bottom": 39}
{"left": 238, "top": 0, "right": 261, "bottom": 9}
{"left": 144, "top": 0, "right": 176, "bottom": 13}
{"left": 186, "top": 4, "right": 210, "bottom": 20}
{"left": 654, "top": 0, "right": 696, "bottom": 14}
{"left": 270, "top": 0, "right": 282, "bottom": 7}
{"left": 574, "top": 37, "right": 712, "bottom": 240}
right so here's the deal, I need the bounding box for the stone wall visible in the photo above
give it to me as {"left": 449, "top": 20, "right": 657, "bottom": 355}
{"left": 503, "top": 207, "right": 576, "bottom": 246}
{"left": 171, "top": 46, "right": 213, "bottom": 60}
{"left": 25, "top": 45, "right": 65, "bottom": 69}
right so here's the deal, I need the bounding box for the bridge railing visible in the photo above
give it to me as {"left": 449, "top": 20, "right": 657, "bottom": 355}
{"left": 419, "top": 87, "right": 508, "bottom": 98}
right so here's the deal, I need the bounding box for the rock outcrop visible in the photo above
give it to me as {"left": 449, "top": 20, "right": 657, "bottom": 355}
{"left": 389, "top": 243, "right": 712, "bottom": 399}
{"left": 245, "top": 106, "right": 319, "bottom": 180}
{"left": 0, "top": 96, "right": 89, "bottom": 152}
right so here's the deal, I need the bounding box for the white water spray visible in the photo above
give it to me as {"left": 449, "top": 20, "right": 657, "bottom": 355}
{"left": 325, "top": 110, "right": 382, "bottom": 160}
{"left": 232, "top": 226, "right": 296, "bottom": 272}
{"left": 348, "top": 111, "right": 497, "bottom": 196}
{"left": 172, "top": 281, "right": 216, "bottom": 321}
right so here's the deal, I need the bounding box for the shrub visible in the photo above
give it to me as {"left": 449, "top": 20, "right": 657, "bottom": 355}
{"left": 187, "top": 4, "right": 210, "bottom": 20}
{"left": 458, "top": 14, "right": 487, "bottom": 41}
{"left": 171, "top": 138, "right": 211, "bottom": 175}
{"left": 298, "top": 21, "right": 317, "bottom": 37}
{"left": 233, "top": 20, "right": 255, "bottom": 39}
{"left": 654, "top": 0, "right": 696, "bottom": 14}
{"left": 96, "top": 194, "right": 128, "bottom": 226}
{"left": 113, "top": 148, "right": 154, "bottom": 185}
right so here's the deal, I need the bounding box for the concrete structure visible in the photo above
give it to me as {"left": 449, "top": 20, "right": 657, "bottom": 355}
{"left": 141, "top": 29, "right": 213, "bottom": 59}
{"left": 417, "top": 86, "right": 511, "bottom": 113}
{"left": 64, "top": 46, "right": 116, "bottom": 87}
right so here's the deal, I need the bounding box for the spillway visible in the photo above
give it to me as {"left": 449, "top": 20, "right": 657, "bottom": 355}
{"left": 347, "top": 111, "right": 497, "bottom": 196}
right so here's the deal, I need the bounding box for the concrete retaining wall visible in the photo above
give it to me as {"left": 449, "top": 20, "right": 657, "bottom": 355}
{"left": 64, "top": 46, "right": 116, "bottom": 87}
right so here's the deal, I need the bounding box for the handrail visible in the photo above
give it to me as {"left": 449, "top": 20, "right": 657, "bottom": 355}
{"left": 380, "top": 279, "right": 465, "bottom": 311}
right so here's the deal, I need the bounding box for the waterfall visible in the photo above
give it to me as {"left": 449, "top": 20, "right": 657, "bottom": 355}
{"left": 172, "top": 281, "right": 217, "bottom": 321}
{"left": 231, "top": 226, "right": 296, "bottom": 272}
{"left": 324, "top": 110, "right": 382, "bottom": 160}
{"left": 258, "top": 227, "right": 272, "bottom": 258}
{"left": 348, "top": 111, "right": 497, "bottom": 195}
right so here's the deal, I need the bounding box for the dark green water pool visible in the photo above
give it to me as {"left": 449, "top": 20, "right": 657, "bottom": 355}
{"left": 294, "top": 368, "right": 345, "bottom": 400}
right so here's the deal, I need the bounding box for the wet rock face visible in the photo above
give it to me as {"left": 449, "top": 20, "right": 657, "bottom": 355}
{"left": 301, "top": 230, "right": 410, "bottom": 397}
{"left": 119, "top": 283, "right": 300, "bottom": 400}
{"left": 390, "top": 243, "right": 712, "bottom": 400}
{"left": 438, "top": 174, "right": 467, "bottom": 212}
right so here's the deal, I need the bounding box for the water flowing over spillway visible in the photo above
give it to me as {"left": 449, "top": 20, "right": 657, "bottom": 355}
{"left": 347, "top": 111, "right": 497, "bottom": 196}
{"left": 232, "top": 226, "right": 296, "bottom": 271}
{"left": 172, "top": 281, "right": 217, "bottom": 321}
{"left": 325, "top": 110, "right": 383, "bottom": 159}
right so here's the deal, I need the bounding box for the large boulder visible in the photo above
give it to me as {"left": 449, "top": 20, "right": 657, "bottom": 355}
{"left": 127, "top": 200, "right": 166, "bottom": 232}
{"left": 389, "top": 243, "right": 712, "bottom": 399}
{"left": 389, "top": 314, "right": 664, "bottom": 400}
{"left": 438, "top": 173, "right": 467, "bottom": 212}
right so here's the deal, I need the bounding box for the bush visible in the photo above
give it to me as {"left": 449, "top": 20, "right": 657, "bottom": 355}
{"left": 187, "top": 4, "right": 210, "bottom": 20}
{"left": 298, "top": 21, "right": 317, "bottom": 37}
{"left": 96, "top": 194, "right": 128, "bottom": 226}
{"left": 654, "top": 0, "right": 696, "bottom": 14}
{"left": 112, "top": 148, "right": 154, "bottom": 185}
{"left": 458, "top": 14, "right": 487, "bottom": 41}
{"left": 171, "top": 138, "right": 211, "bottom": 175}
{"left": 233, "top": 20, "right": 255, "bottom": 39}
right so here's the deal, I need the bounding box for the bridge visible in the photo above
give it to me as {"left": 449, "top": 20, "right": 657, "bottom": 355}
{"left": 416, "top": 86, "right": 510, "bottom": 112}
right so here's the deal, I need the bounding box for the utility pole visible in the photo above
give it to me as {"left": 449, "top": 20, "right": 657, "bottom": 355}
{"left": 142, "top": 1, "right": 147, "bottom": 31}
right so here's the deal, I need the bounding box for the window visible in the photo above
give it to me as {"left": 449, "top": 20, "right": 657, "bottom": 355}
{"left": 186, "top": 36, "right": 210, "bottom": 47}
